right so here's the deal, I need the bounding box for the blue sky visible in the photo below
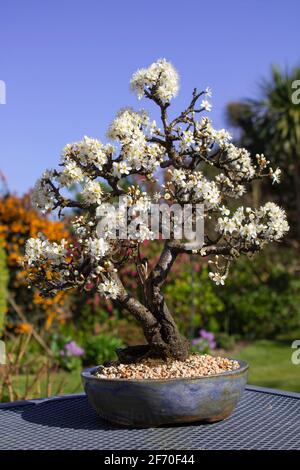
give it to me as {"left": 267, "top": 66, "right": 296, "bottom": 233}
{"left": 1, "top": 0, "right": 299, "bottom": 194}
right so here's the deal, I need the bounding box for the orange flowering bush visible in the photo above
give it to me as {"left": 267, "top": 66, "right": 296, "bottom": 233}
{"left": 0, "top": 193, "right": 70, "bottom": 331}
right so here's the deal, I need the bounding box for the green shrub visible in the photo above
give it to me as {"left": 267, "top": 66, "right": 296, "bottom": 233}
{"left": 165, "top": 264, "right": 224, "bottom": 338}
{"left": 82, "top": 333, "right": 124, "bottom": 366}
{"left": 216, "top": 248, "right": 300, "bottom": 339}
{"left": 164, "top": 247, "right": 300, "bottom": 342}
{"left": 215, "top": 332, "right": 237, "bottom": 350}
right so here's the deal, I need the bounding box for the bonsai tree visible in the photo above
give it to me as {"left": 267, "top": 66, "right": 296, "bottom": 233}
{"left": 24, "top": 59, "right": 289, "bottom": 363}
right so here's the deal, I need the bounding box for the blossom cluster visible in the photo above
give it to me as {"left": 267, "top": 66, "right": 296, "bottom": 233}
{"left": 61, "top": 136, "right": 113, "bottom": 174}
{"left": 98, "top": 278, "right": 120, "bottom": 300}
{"left": 208, "top": 202, "right": 289, "bottom": 284}
{"left": 24, "top": 231, "right": 120, "bottom": 300}
{"left": 167, "top": 169, "right": 221, "bottom": 208}
{"left": 217, "top": 203, "right": 289, "bottom": 244}
{"left": 108, "top": 108, "right": 164, "bottom": 175}
{"left": 25, "top": 237, "right": 67, "bottom": 266}
{"left": 130, "top": 58, "right": 179, "bottom": 103}
{"left": 224, "top": 144, "right": 255, "bottom": 180}
{"left": 31, "top": 170, "right": 57, "bottom": 213}
{"left": 178, "top": 116, "right": 232, "bottom": 153}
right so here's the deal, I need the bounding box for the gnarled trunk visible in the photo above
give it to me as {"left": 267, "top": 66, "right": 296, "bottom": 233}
{"left": 144, "top": 245, "right": 189, "bottom": 360}
{"left": 147, "top": 300, "right": 190, "bottom": 361}
{"left": 112, "top": 243, "right": 190, "bottom": 363}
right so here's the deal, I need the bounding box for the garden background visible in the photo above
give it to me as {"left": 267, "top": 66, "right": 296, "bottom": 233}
{"left": 1, "top": 0, "right": 300, "bottom": 401}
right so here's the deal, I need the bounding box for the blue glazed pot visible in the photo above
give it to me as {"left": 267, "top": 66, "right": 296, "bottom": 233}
{"left": 81, "top": 359, "right": 248, "bottom": 427}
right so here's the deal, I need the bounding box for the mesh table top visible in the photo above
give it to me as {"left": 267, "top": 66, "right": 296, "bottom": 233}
{"left": 0, "top": 385, "right": 300, "bottom": 450}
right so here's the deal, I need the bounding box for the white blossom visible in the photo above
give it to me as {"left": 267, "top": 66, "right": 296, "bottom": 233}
{"left": 259, "top": 202, "right": 289, "bottom": 240}
{"left": 130, "top": 58, "right": 179, "bottom": 103}
{"left": 216, "top": 203, "right": 289, "bottom": 245}
{"left": 232, "top": 206, "right": 245, "bottom": 225}
{"left": 128, "top": 143, "right": 163, "bottom": 173}
{"left": 86, "top": 237, "right": 109, "bottom": 260}
{"left": 131, "top": 194, "right": 152, "bottom": 213}
{"left": 45, "top": 240, "right": 67, "bottom": 264}
{"left": 181, "top": 130, "right": 195, "bottom": 150}
{"left": 149, "top": 119, "right": 160, "bottom": 135}
{"left": 153, "top": 192, "right": 161, "bottom": 202}
{"left": 82, "top": 180, "right": 103, "bottom": 205}
{"left": 25, "top": 238, "right": 67, "bottom": 265}
{"left": 217, "top": 217, "right": 237, "bottom": 235}
{"left": 201, "top": 100, "right": 212, "bottom": 112}
{"left": 256, "top": 153, "right": 269, "bottom": 168}
{"left": 108, "top": 109, "right": 148, "bottom": 143}
{"left": 58, "top": 161, "right": 84, "bottom": 187}
{"left": 128, "top": 223, "right": 154, "bottom": 242}
{"left": 98, "top": 279, "right": 120, "bottom": 299}
{"left": 171, "top": 168, "right": 186, "bottom": 186}
{"left": 205, "top": 86, "right": 212, "bottom": 97}
{"left": 179, "top": 171, "right": 221, "bottom": 208}
{"left": 239, "top": 223, "right": 257, "bottom": 241}
{"left": 112, "top": 161, "right": 132, "bottom": 178}
{"left": 213, "top": 128, "right": 232, "bottom": 146}
{"left": 25, "top": 238, "right": 45, "bottom": 265}
{"left": 225, "top": 144, "right": 255, "bottom": 180}
{"left": 31, "top": 170, "right": 56, "bottom": 213}
{"left": 108, "top": 109, "right": 165, "bottom": 175}
{"left": 61, "top": 136, "right": 111, "bottom": 171}
{"left": 220, "top": 205, "right": 230, "bottom": 216}
{"left": 194, "top": 178, "right": 220, "bottom": 207}
{"left": 209, "top": 272, "right": 227, "bottom": 286}
{"left": 270, "top": 168, "right": 281, "bottom": 184}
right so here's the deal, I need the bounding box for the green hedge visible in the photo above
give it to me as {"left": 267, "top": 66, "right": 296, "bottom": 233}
{"left": 164, "top": 247, "right": 300, "bottom": 340}
{"left": 216, "top": 248, "right": 300, "bottom": 339}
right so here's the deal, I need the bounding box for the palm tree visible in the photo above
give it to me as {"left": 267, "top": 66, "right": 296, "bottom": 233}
{"left": 226, "top": 65, "right": 300, "bottom": 242}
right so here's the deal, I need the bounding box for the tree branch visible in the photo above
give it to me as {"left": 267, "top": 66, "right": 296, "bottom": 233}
{"left": 169, "top": 240, "right": 261, "bottom": 257}
{"left": 111, "top": 272, "right": 159, "bottom": 344}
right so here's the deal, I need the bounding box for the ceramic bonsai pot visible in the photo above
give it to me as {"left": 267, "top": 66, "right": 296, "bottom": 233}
{"left": 81, "top": 359, "right": 248, "bottom": 427}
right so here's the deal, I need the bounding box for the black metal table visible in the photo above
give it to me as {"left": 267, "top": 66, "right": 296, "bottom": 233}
{"left": 0, "top": 385, "right": 299, "bottom": 450}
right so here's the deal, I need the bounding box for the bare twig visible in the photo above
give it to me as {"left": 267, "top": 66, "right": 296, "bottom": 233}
{"left": 8, "top": 295, "right": 54, "bottom": 358}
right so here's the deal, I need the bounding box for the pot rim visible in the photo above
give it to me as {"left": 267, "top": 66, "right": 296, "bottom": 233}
{"left": 81, "top": 358, "right": 248, "bottom": 383}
